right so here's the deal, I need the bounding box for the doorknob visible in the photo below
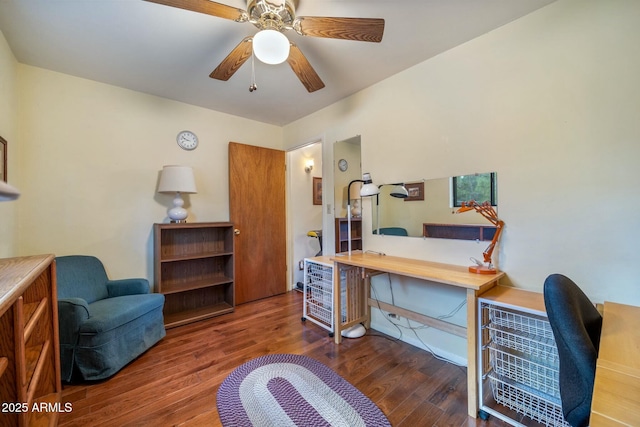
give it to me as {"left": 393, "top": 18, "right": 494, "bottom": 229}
{"left": 234, "top": 229, "right": 241, "bottom": 235}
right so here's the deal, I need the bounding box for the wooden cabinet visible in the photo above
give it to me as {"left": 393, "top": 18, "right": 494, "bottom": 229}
{"left": 335, "top": 217, "right": 362, "bottom": 253}
{"left": 154, "top": 222, "right": 235, "bottom": 329}
{"left": 0, "top": 254, "right": 62, "bottom": 427}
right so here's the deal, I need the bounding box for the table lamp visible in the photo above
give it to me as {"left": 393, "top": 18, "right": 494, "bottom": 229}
{"left": 456, "top": 200, "right": 504, "bottom": 274}
{"left": 158, "top": 165, "right": 197, "bottom": 223}
{"left": 0, "top": 181, "right": 20, "bottom": 202}
{"left": 347, "top": 173, "right": 379, "bottom": 254}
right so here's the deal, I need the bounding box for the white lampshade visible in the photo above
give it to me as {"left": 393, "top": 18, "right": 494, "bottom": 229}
{"left": 390, "top": 184, "right": 408, "bottom": 198}
{"left": 359, "top": 173, "right": 379, "bottom": 197}
{"left": 158, "top": 165, "right": 197, "bottom": 194}
{"left": 253, "top": 29, "right": 290, "bottom": 65}
{"left": 0, "top": 181, "right": 20, "bottom": 202}
{"left": 158, "top": 165, "right": 197, "bottom": 222}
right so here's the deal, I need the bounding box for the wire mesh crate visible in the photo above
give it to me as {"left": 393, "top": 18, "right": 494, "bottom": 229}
{"left": 488, "top": 374, "right": 569, "bottom": 427}
{"left": 487, "top": 326, "right": 559, "bottom": 366}
{"left": 479, "top": 300, "right": 568, "bottom": 426}
{"left": 303, "top": 258, "right": 334, "bottom": 332}
{"left": 489, "top": 345, "right": 560, "bottom": 399}
{"left": 302, "top": 258, "right": 352, "bottom": 335}
{"left": 486, "top": 305, "right": 555, "bottom": 341}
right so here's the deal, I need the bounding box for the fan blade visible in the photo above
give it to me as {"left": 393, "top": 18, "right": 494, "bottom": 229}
{"left": 144, "top": 0, "right": 246, "bottom": 22}
{"left": 210, "top": 37, "right": 253, "bottom": 81}
{"left": 295, "top": 17, "right": 384, "bottom": 42}
{"left": 287, "top": 43, "right": 325, "bottom": 93}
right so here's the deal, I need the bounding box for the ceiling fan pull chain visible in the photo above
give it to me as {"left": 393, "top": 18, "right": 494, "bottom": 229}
{"left": 249, "top": 52, "right": 257, "bottom": 92}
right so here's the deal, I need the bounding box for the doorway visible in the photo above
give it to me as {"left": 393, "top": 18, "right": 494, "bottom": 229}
{"left": 287, "top": 141, "right": 323, "bottom": 290}
{"left": 286, "top": 135, "right": 362, "bottom": 288}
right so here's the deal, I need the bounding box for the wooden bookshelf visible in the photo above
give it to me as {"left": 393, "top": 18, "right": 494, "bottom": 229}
{"left": 154, "top": 222, "right": 235, "bottom": 328}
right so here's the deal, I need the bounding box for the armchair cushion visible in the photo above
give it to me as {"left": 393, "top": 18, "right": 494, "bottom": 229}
{"left": 80, "top": 294, "right": 162, "bottom": 336}
{"left": 56, "top": 255, "right": 166, "bottom": 382}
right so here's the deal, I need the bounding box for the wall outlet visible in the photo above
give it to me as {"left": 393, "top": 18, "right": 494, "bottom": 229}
{"left": 298, "top": 261, "right": 304, "bottom": 270}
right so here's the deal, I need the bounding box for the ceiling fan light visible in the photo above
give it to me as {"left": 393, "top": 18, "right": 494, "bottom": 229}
{"left": 253, "top": 29, "right": 290, "bottom": 65}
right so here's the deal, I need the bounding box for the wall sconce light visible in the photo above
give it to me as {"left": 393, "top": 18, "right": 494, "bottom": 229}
{"left": 304, "top": 159, "right": 314, "bottom": 173}
{"left": 157, "top": 165, "right": 197, "bottom": 223}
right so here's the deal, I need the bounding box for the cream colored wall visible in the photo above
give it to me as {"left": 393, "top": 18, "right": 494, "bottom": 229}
{"left": 284, "top": 0, "right": 640, "bottom": 362}
{"left": 16, "top": 65, "right": 282, "bottom": 280}
{"left": 333, "top": 137, "right": 361, "bottom": 219}
{"left": 0, "top": 31, "right": 20, "bottom": 257}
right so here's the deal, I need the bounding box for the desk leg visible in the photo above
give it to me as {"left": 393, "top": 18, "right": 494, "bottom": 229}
{"left": 364, "top": 272, "right": 371, "bottom": 329}
{"left": 334, "top": 262, "right": 343, "bottom": 344}
{"left": 467, "top": 288, "right": 479, "bottom": 418}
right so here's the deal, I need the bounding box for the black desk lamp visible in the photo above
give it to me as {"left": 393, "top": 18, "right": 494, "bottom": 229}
{"left": 346, "top": 173, "right": 379, "bottom": 254}
{"left": 375, "top": 183, "right": 408, "bottom": 234}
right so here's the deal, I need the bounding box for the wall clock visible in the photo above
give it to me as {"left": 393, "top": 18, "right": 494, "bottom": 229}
{"left": 338, "top": 158, "right": 348, "bottom": 172}
{"left": 177, "top": 130, "right": 198, "bottom": 151}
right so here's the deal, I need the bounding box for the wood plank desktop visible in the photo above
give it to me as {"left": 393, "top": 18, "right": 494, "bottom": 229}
{"left": 330, "top": 252, "right": 504, "bottom": 418}
{"left": 591, "top": 301, "right": 640, "bottom": 426}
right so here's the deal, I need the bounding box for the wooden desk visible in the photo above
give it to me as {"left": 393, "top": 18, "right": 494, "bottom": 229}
{"left": 0, "top": 255, "right": 62, "bottom": 426}
{"left": 331, "top": 252, "right": 504, "bottom": 418}
{"left": 590, "top": 301, "right": 640, "bottom": 426}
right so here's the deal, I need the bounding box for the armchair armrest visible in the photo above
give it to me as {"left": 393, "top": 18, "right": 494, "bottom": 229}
{"left": 106, "top": 278, "right": 151, "bottom": 297}
{"left": 58, "top": 298, "right": 90, "bottom": 344}
{"left": 58, "top": 297, "right": 90, "bottom": 382}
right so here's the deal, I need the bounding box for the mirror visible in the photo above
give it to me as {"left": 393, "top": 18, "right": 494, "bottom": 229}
{"left": 372, "top": 173, "right": 498, "bottom": 240}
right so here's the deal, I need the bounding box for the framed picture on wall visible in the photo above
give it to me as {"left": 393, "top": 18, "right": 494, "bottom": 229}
{"left": 404, "top": 182, "right": 424, "bottom": 201}
{"left": 313, "top": 177, "right": 322, "bottom": 205}
{"left": 0, "top": 137, "right": 6, "bottom": 182}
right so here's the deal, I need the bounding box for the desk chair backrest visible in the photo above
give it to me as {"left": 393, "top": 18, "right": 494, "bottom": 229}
{"left": 543, "top": 274, "right": 602, "bottom": 427}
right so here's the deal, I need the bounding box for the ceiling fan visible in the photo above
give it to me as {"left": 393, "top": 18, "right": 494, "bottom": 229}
{"left": 144, "top": 0, "right": 385, "bottom": 92}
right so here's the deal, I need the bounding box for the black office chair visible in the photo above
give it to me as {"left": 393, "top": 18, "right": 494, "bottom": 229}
{"left": 543, "top": 274, "right": 603, "bottom": 427}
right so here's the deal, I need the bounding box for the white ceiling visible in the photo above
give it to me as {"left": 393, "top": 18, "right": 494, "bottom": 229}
{"left": 0, "top": 0, "right": 555, "bottom": 126}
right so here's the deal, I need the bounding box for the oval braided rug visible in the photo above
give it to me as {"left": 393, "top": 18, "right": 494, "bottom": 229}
{"left": 217, "top": 354, "right": 391, "bottom": 427}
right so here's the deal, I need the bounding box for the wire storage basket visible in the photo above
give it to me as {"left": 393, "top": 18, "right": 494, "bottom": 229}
{"left": 487, "top": 374, "right": 569, "bottom": 427}
{"left": 303, "top": 259, "right": 334, "bottom": 331}
{"left": 302, "top": 258, "right": 348, "bottom": 335}
{"left": 489, "top": 345, "right": 560, "bottom": 399}
{"left": 481, "top": 303, "right": 570, "bottom": 427}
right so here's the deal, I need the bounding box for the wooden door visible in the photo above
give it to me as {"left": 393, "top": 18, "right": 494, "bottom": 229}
{"left": 229, "top": 142, "right": 287, "bottom": 304}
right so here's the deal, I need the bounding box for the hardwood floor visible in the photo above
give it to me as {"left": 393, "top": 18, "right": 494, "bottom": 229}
{"left": 58, "top": 291, "right": 510, "bottom": 427}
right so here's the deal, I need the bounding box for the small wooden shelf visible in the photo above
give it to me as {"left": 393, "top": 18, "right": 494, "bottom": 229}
{"left": 161, "top": 277, "right": 234, "bottom": 295}
{"left": 159, "top": 251, "right": 233, "bottom": 263}
{"left": 154, "top": 222, "right": 235, "bottom": 328}
{"left": 335, "top": 217, "right": 362, "bottom": 253}
{"left": 163, "top": 302, "right": 234, "bottom": 329}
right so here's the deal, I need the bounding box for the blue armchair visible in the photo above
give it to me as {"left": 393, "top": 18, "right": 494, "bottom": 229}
{"left": 56, "top": 255, "right": 166, "bottom": 382}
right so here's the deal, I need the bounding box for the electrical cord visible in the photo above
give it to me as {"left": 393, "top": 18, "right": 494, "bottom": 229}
{"left": 369, "top": 272, "right": 467, "bottom": 367}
